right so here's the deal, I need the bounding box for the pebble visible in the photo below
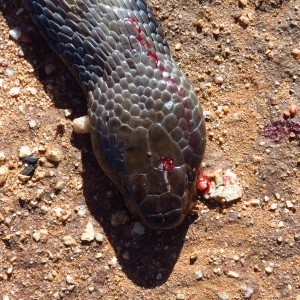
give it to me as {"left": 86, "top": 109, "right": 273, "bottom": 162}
{"left": 66, "top": 275, "right": 75, "bottom": 285}
{"left": 175, "top": 43, "right": 182, "bottom": 51}
{"left": 95, "top": 233, "right": 104, "bottom": 243}
{"left": 73, "top": 115, "right": 91, "bottom": 134}
{"left": 0, "top": 151, "right": 6, "bottom": 162}
{"left": 286, "top": 200, "right": 294, "bottom": 209}
{"left": 131, "top": 222, "right": 145, "bottom": 235}
{"left": 55, "top": 180, "right": 67, "bottom": 190}
{"left": 239, "top": 0, "right": 248, "bottom": 6}
{"left": 250, "top": 199, "right": 260, "bottom": 206}
{"left": 77, "top": 205, "right": 87, "bottom": 217}
{"left": 29, "top": 120, "right": 37, "bottom": 128}
{"left": 270, "top": 203, "right": 277, "bottom": 211}
{"left": 19, "top": 146, "right": 32, "bottom": 158}
{"left": 63, "top": 235, "right": 77, "bottom": 246}
{"left": 5, "top": 67, "right": 14, "bottom": 76}
{"left": 239, "top": 15, "right": 250, "bottom": 25}
{"left": 9, "top": 27, "right": 22, "bottom": 40}
{"left": 291, "top": 48, "right": 300, "bottom": 60}
{"left": 9, "top": 87, "right": 20, "bottom": 96}
{"left": 111, "top": 210, "right": 129, "bottom": 227}
{"left": 265, "top": 266, "right": 273, "bottom": 274}
{"left": 218, "top": 292, "right": 229, "bottom": 300}
{"left": 46, "top": 149, "right": 61, "bottom": 162}
{"left": 176, "top": 294, "right": 186, "bottom": 300}
{"left": 109, "top": 256, "right": 118, "bottom": 267}
{"left": 225, "top": 270, "right": 239, "bottom": 278}
{"left": 81, "top": 221, "right": 95, "bottom": 242}
{"left": 32, "top": 232, "right": 40, "bottom": 242}
{"left": 241, "top": 286, "right": 253, "bottom": 299}
{"left": 44, "top": 64, "right": 57, "bottom": 75}
{"left": 195, "top": 270, "right": 203, "bottom": 280}
{"left": 3, "top": 295, "right": 9, "bottom": 300}
{"left": 289, "top": 104, "right": 297, "bottom": 117}
{"left": 64, "top": 109, "right": 73, "bottom": 117}
{"left": 0, "top": 166, "right": 8, "bottom": 185}
{"left": 274, "top": 193, "right": 281, "bottom": 200}
{"left": 214, "top": 75, "right": 224, "bottom": 85}
{"left": 40, "top": 205, "right": 49, "bottom": 214}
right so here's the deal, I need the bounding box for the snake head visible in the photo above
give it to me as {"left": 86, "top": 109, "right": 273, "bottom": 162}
{"left": 120, "top": 123, "right": 205, "bottom": 230}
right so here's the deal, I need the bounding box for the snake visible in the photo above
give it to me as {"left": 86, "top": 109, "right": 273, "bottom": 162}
{"left": 23, "top": 0, "right": 206, "bottom": 230}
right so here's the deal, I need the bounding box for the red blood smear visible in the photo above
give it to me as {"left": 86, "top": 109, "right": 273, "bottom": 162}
{"left": 263, "top": 119, "right": 300, "bottom": 143}
{"left": 125, "top": 17, "right": 192, "bottom": 134}
{"left": 161, "top": 156, "right": 175, "bottom": 171}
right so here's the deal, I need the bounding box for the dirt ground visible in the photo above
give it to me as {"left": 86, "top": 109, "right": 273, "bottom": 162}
{"left": 0, "top": 0, "right": 299, "bottom": 299}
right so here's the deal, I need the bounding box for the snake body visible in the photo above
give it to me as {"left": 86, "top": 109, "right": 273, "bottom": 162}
{"left": 23, "top": 0, "right": 206, "bottom": 229}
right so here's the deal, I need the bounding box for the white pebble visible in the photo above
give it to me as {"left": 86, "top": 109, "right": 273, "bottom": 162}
{"left": 8, "top": 87, "right": 20, "bottom": 96}
{"left": 214, "top": 75, "right": 224, "bottom": 84}
{"left": 44, "top": 64, "right": 57, "bottom": 75}
{"left": 195, "top": 270, "right": 203, "bottom": 280}
{"left": 95, "top": 233, "right": 104, "bottom": 243}
{"left": 131, "top": 222, "right": 145, "bottom": 235}
{"left": 63, "top": 235, "right": 77, "bottom": 246}
{"left": 73, "top": 115, "right": 91, "bottom": 134}
{"left": 81, "top": 221, "right": 95, "bottom": 242}
{"left": 9, "top": 27, "right": 22, "bottom": 40}
{"left": 29, "top": 120, "right": 37, "bottom": 128}
{"left": 5, "top": 67, "right": 14, "bottom": 76}
{"left": 46, "top": 149, "right": 61, "bottom": 162}
{"left": 19, "top": 145, "right": 32, "bottom": 158}
{"left": 0, "top": 166, "right": 8, "bottom": 186}
{"left": 32, "top": 232, "right": 40, "bottom": 242}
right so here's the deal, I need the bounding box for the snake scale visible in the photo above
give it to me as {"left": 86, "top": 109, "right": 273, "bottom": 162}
{"left": 23, "top": 0, "right": 206, "bottom": 229}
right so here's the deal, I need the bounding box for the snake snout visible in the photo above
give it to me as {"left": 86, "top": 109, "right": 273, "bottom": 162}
{"left": 139, "top": 193, "right": 184, "bottom": 229}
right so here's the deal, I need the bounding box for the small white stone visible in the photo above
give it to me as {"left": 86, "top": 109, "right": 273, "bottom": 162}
{"left": 3, "top": 295, "right": 10, "bottom": 300}
{"left": 29, "top": 119, "right": 37, "bottom": 128}
{"left": 270, "top": 203, "right": 277, "bottom": 211}
{"left": 109, "top": 256, "right": 118, "bottom": 267}
{"left": 0, "top": 166, "right": 8, "bottom": 186}
{"left": 32, "top": 232, "right": 40, "bottom": 242}
{"left": 131, "top": 222, "right": 145, "bottom": 235}
{"left": 5, "top": 67, "right": 14, "bottom": 76}
{"left": 226, "top": 270, "right": 239, "bottom": 278}
{"left": 214, "top": 75, "right": 224, "bottom": 84}
{"left": 95, "top": 233, "right": 104, "bottom": 243}
{"left": 176, "top": 294, "right": 186, "bottom": 300}
{"left": 9, "top": 27, "right": 22, "bottom": 40}
{"left": 9, "top": 87, "right": 20, "bottom": 96}
{"left": 55, "top": 180, "right": 67, "bottom": 190}
{"left": 19, "top": 145, "right": 32, "bottom": 158}
{"left": 77, "top": 205, "right": 87, "bottom": 217}
{"left": 66, "top": 275, "right": 75, "bottom": 284}
{"left": 64, "top": 109, "right": 73, "bottom": 117}
{"left": 73, "top": 115, "right": 91, "bottom": 134}
{"left": 46, "top": 149, "right": 61, "bottom": 162}
{"left": 44, "top": 64, "right": 57, "bottom": 75}
{"left": 0, "top": 151, "right": 6, "bottom": 162}
{"left": 27, "top": 87, "right": 37, "bottom": 95}
{"left": 81, "top": 221, "right": 95, "bottom": 242}
{"left": 265, "top": 266, "right": 273, "bottom": 274}
{"left": 63, "top": 235, "right": 77, "bottom": 246}
{"left": 195, "top": 270, "right": 203, "bottom": 280}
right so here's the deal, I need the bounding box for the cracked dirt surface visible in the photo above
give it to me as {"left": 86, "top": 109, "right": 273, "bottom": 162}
{"left": 0, "top": 0, "right": 299, "bottom": 299}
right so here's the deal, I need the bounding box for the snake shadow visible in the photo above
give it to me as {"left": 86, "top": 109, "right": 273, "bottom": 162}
{"left": 2, "top": 1, "right": 193, "bottom": 288}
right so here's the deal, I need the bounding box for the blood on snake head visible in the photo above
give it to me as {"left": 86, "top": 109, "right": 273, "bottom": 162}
{"left": 119, "top": 123, "right": 198, "bottom": 230}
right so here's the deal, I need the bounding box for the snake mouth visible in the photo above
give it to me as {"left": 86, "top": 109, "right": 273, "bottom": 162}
{"left": 142, "top": 209, "right": 183, "bottom": 230}
{"left": 138, "top": 193, "right": 185, "bottom": 230}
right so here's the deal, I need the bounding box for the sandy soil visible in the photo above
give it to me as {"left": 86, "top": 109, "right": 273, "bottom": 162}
{"left": 0, "top": 0, "right": 299, "bottom": 299}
